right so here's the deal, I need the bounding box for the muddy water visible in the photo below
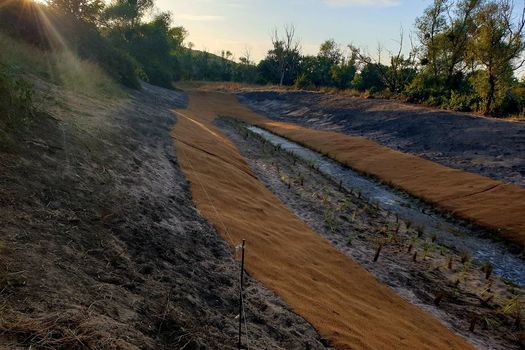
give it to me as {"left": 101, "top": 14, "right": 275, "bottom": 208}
{"left": 248, "top": 126, "right": 525, "bottom": 286}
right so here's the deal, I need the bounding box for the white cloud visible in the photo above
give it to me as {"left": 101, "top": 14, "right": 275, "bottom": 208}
{"left": 323, "top": 0, "right": 400, "bottom": 7}
{"left": 176, "top": 14, "right": 225, "bottom": 22}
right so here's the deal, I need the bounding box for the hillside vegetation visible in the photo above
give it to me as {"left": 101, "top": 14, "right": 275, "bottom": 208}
{"left": 3, "top": 0, "right": 525, "bottom": 117}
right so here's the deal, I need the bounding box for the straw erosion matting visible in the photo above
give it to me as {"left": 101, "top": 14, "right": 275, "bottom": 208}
{"left": 171, "top": 91, "right": 475, "bottom": 350}
{"left": 187, "top": 90, "right": 525, "bottom": 248}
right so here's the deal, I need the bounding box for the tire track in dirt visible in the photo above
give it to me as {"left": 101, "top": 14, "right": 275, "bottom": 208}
{"left": 171, "top": 91, "right": 474, "bottom": 349}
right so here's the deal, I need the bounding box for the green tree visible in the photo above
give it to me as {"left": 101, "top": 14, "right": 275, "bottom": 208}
{"left": 467, "top": 0, "right": 525, "bottom": 114}
{"left": 49, "top": 0, "right": 104, "bottom": 23}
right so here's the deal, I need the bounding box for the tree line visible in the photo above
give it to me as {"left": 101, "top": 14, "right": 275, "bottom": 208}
{"left": 257, "top": 1, "right": 525, "bottom": 116}
{"left": 1, "top": 0, "right": 525, "bottom": 116}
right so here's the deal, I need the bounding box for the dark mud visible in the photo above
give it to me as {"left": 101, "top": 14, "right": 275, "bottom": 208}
{"left": 0, "top": 81, "right": 329, "bottom": 349}
{"left": 217, "top": 118, "right": 525, "bottom": 350}
{"left": 238, "top": 91, "right": 525, "bottom": 187}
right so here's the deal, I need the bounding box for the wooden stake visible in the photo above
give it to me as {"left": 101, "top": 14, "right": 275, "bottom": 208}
{"left": 238, "top": 240, "right": 246, "bottom": 350}
{"left": 373, "top": 244, "right": 383, "bottom": 262}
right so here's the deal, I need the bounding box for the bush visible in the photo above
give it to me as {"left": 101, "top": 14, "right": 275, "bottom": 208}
{"left": 0, "top": 63, "right": 34, "bottom": 149}
{"left": 445, "top": 91, "right": 477, "bottom": 112}
{"left": 0, "top": 0, "right": 140, "bottom": 89}
{"left": 0, "top": 64, "right": 34, "bottom": 127}
{"left": 294, "top": 73, "right": 314, "bottom": 90}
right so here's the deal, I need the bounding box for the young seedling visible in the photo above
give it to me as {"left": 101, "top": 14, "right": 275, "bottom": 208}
{"left": 323, "top": 209, "right": 338, "bottom": 232}
{"left": 422, "top": 241, "right": 433, "bottom": 259}
{"left": 406, "top": 236, "right": 417, "bottom": 253}
{"left": 480, "top": 316, "right": 500, "bottom": 330}
{"left": 416, "top": 226, "right": 424, "bottom": 238}
{"left": 434, "top": 290, "right": 446, "bottom": 306}
{"left": 501, "top": 295, "right": 524, "bottom": 330}
{"left": 347, "top": 234, "right": 354, "bottom": 246}
{"left": 447, "top": 256, "right": 453, "bottom": 270}
{"left": 460, "top": 252, "right": 470, "bottom": 265}
{"left": 469, "top": 315, "right": 479, "bottom": 332}
{"left": 481, "top": 261, "right": 493, "bottom": 280}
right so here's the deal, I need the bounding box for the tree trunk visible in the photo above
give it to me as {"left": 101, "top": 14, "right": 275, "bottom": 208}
{"left": 484, "top": 71, "right": 496, "bottom": 115}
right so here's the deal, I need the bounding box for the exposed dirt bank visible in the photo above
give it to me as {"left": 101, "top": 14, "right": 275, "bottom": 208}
{"left": 172, "top": 90, "right": 474, "bottom": 349}
{"left": 0, "top": 80, "right": 330, "bottom": 349}
{"left": 238, "top": 91, "right": 525, "bottom": 187}
{"left": 218, "top": 118, "right": 525, "bottom": 350}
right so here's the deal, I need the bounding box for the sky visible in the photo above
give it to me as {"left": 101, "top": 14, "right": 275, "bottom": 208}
{"left": 155, "top": 0, "right": 430, "bottom": 62}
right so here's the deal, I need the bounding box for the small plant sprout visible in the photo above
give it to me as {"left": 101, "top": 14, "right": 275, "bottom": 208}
{"left": 346, "top": 234, "right": 354, "bottom": 246}
{"left": 481, "top": 261, "right": 493, "bottom": 280}
{"left": 447, "top": 256, "right": 453, "bottom": 270}
{"left": 351, "top": 209, "right": 357, "bottom": 222}
{"left": 323, "top": 208, "right": 338, "bottom": 232}
{"left": 434, "top": 290, "right": 446, "bottom": 306}
{"left": 422, "top": 241, "right": 433, "bottom": 259}
{"left": 406, "top": 236, "right": 417, "bottom": 253}
{"left": 321, "top": 189, "right": 331, "bottom": 205}
{"left": 480, "top": 316, "right": 500, "bottom": 330}
{"left": 460, "top": 251, "right": 471, "bottom": 265}
{"left": 416, "top": 226, "right": 424, "bottom": 238}
{"left": 500, "top": 295, "right": 523, "bottom": 329}
{"left": 405, "top": 220, "right": 412, "bottom": 230}
{"left": 469, "top": 315, "right": 479, "bottom": 332}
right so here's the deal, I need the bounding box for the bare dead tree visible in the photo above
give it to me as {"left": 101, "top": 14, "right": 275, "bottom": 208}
{"left": 349, "top": 27, "right": 417, "bottom": 93}
{"left": 271, "top": 24, "right": 301, "bottom": 85}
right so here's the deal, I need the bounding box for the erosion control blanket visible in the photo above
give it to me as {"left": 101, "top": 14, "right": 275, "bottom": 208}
{"left": 185, "top": 90, "right": 525, "bottom": 247}
{"left": 172, "top": 91, "right": 473, "bottom": 349}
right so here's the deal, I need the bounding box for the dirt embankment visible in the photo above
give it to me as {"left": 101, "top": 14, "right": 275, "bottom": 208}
{"left": 172, "top": 90, "right": 474, "bottom": 350}
{"left": 0, "top": 81, "right": 329, "bottom": 349}
{"left": 239, "top": 91, "right": 525, "bottom": 187}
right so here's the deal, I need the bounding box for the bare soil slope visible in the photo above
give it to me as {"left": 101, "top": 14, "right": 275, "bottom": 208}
{"left": 172, "top": 90, "right": 474, "bottom": 350}
{"left": 239, "top": 91, "right": 525, "bottom": 187}
{"left": 0, "top": 81, "right": 329, "bottom": 349}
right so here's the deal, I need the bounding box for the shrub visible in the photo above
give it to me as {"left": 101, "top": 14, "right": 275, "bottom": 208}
{"left": 445, "top": 91, "right": 477, "bottom": 112}
{"left": 0, "top": 64, "right": 34, "bottom": 127}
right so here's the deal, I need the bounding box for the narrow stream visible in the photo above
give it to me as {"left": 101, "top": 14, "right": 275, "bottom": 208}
{"left": 248, "top": 125, "right": 525, "bottom": 286}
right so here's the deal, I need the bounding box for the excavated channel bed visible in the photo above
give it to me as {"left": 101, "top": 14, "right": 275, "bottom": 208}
{"left": 247, "top": 126, "right": 525, "bottom": 286}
